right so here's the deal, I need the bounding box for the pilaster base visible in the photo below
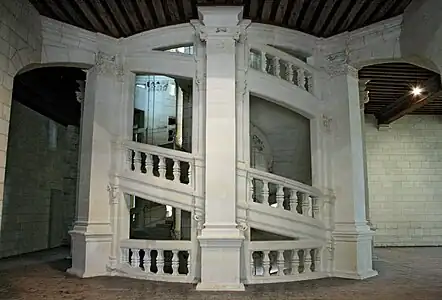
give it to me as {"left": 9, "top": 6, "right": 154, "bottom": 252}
{"left": 332, "top": 222, "right": 378, "bottom": 280}
{"left": 67, "top": 223, "right": 113, "bottom": 278}
{"left": 196, "top": 226, "right": 245, "bottom": 291}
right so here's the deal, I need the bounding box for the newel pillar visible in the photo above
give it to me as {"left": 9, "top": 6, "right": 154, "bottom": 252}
{"left": 193, "top": 6, "right": 246, "bottom": 291}
{"left": 68, "top": 51, "right": 125, "bottom": 278}
{"left": 324, "top": 55, "right": 377, "bottom": 280}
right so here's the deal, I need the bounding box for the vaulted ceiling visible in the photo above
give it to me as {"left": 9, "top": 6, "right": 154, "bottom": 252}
{"left": 29, "top": 0, "right": 412, "bottom": 38}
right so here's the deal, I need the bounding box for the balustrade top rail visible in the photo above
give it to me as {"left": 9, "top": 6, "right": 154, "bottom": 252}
{"left": 249, "top": 43, "right": 315, "bottom": 74}
{"left": 247, "top": 167, "right": 322, "bottom": 197}
{"left": 120, "top": 239, "right": 192, "bottom": 251}
{"left": 122, "top": 141, "right": 196, "bottom": 162}
{"left": 248, "top": 239, "right": 323, "bottom": 251}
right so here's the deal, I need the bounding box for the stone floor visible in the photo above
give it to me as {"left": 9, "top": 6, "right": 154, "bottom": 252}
{"left": 0, "top": 247, "right": 441, "bottom": 299}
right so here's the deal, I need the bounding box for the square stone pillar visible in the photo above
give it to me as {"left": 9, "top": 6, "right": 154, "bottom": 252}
{"left": 68, "top": 51, "right": 124, "bottom": 278}
{"left": 193, "top": 6, "right": 246, "bottom": 291}
{"left": 325, "top": 62, "right": 377, "bottom": 280}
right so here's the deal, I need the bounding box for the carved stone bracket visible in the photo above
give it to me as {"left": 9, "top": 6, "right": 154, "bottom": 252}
{"left": 236, "top": 220, "right": 248, "bottom": 232}
{"left": 323, "top": 50, "right": 358, "bottom": 78}
{"left": 107, "top": 184, "right": 119, "bottom": 205}
{"left": 94, "top": 51, "right": 124, "bottom": 80}
{"left": 322, "top": 114, "right": 332, "bottom": 133}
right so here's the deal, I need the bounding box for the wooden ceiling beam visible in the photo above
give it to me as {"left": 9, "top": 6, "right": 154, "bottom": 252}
{"left": 376, "top": 76, "right": 442, "bottom": 125}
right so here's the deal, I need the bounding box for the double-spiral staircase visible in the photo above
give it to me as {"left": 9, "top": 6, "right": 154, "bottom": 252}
{"left": 109, "top": 43, "right": 335, "bottom": 285}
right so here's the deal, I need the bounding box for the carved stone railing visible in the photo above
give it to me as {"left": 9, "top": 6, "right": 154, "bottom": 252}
{"left": 248, "top": 240, "right": 325, "bottom": 283}
{"left": 247, "top": 168, "right": 323, "bottom": 221}
{"left": 249, "top": 44, "right": 315, "bottom": 94}
{"left": 123, "top": 141, "right": 194, "bottom": 187}
{"left": 118, "top": 239, "right": 193, "bottom": 283}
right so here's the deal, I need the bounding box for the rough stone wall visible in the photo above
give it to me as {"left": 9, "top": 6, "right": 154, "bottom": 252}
{"left": 366, "top": 115, "right": 442, "bottom": 246}
{"left": 0, "top": 0, "right": 42, "bottom": 254}
{"left": 0, "top": 101, "right": 79, "bottom": 257}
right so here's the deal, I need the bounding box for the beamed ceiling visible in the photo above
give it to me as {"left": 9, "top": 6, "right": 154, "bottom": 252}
{"left": 29, "top": 0, "right": 412, "bottom": 38}
{"left": 361, "top": 63, "right": 442, "bottom": 124}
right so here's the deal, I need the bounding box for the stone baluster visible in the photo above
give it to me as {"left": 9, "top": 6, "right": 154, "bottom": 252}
{"left": 145, "top": 154, "right": 154, "bottom": 175}
{"left": 131, "top": 249, "right": 140, "bottom": 268}
{"left": 262, "top": 180, "right": 269, "bottom": 205}
{"left": 297, "top": 68, "right": 306, "bottom": 89}
{"left": 158, "top": 156, "right": 166, "bottom": 178}
{"left": 273, "top": 57, "right": 281, "bottom": 78}
{"left": 187, "top": 163, "right": 192, "bottom": 186}
{"left": 301, "top": 193, "right": 310, "bottom": 217}
{"left": 249, "top": 177, "right": 254, "bottom": 203}
{"left": 276, "top": 185, "right": 285, "bottom": 210}
{"left": 312, "top": 196, "right": 320, "bottom": 219}
{"left": 157, "top": 250, "right": 165, "bottom": 274}
{"left": 126, "top": 149, "right": 133, "bottom": 171}
{"left": 134, "top": 151, "right": 142, "bottom": 172}
{"left": 306, "top": 73, "right": 314, "bottom": 92}
{"left": 121, "top": 248, "right": 130, "bottom": 264}
{"left": 260, "top": 51, "right": 267, "bottom": 73}
{"left": 304, "top": 249, "right": 312, "bottom": 274}
{"left": 262, "top": 251, "right": 270, "bottom": 276}
{"left": 291, "top": 249, "right": 300, "bottom": 275}
{"left": 289, "top": 189, "right": 298, "bottom": 213}
{"left": 186, "top": 250, "right": 191, "bottom": 276}
{"left": 287, "top": 63, "right": 294, "bottom": 83}
{"left": 277, "top": 250, "right": 285, "bottom": 276}
{"left": 144, "top": 249, "right": 151, "bottom": 273}
{"left": 172, "top": 250, "right": 179, "bottom": 275}
{"left": 173, "top": 159, "right": 181, "bottom": 182}
{"left": 250, "top": 251, "right": 255, "bottom": 276}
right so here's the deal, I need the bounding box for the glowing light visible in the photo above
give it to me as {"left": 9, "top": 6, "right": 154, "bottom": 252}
{"left": 411, "top": 86, "right": 423, "bottom": 96}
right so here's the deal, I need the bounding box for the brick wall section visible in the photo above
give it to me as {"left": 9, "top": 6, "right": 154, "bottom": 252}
{"left": 0, "top": 101, "right": 79, "bottom": 257}
{"left": 0, "top": 0, "right": 42, "bottom": 252}
{"left": 365, "top": 115, "right": 442, "bottom": 246}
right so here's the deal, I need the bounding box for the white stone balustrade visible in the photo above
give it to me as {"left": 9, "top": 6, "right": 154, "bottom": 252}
{"left": 248, "top": 240, "right": 323, "bottom": 283}
{"left": 119, "top": 239, "right": 193, "bottom": 282}
{"left": 123, "top": 141, "right": 194, "bottom": 186}
{"left": 249, "top": 44, "right": 315, "bottom": 94}
{"left": 248, "top": 168, "right": 323, "bottom": 220}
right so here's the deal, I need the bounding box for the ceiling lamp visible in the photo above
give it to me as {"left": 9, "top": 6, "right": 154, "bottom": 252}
{"left": 411, "top": 86, "right": 423, "bottom": 96}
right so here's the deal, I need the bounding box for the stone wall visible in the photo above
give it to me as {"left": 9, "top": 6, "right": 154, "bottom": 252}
{"left": 366, "top": 115, "right": 442, "bottom": 246}
{"left": 250, "top": 95, "right": 312, "bottom": 185}
{"left": 0, "top": 101, "right": 78, "bottom": 257}
{"left": 0, "top": 0, "right": 42, "bottom": 254}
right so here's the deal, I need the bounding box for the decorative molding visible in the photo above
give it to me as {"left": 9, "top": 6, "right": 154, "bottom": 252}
{"left": 107, "top": 184, "right": 119, "bottom": 205}
{"left": 322, "top": 114, "right": 332, "bottom": 133}
{"left": 75, "top": 79, "right": 85, "bottom": 103}
{"left": 323, "top": 50, "right": 359, "bottom": 78}
{"left": 94, "top": 51, "right": 124, "bottom": 79}
{"left": 359, "top": 80, "right": 370, "bottom": 109}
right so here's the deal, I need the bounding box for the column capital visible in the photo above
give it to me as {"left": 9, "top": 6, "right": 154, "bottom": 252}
{"left": 322, "top": 50, "right": 359, "bottom": 78}
{"left": 191, "top": 6, "right": 250, "bottom": 42}
{"left": 93, "top": 51, "right": 124, "bottom": 79}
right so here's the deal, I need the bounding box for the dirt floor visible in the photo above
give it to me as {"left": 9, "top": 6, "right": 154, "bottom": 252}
{"left": 0, "top": 247, "right": 441, "bottom": 300}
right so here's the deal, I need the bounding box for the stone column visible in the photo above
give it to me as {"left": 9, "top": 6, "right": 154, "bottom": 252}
{"left": 324, "top": 58, "right": 377, "bottom": 279}
{"left": 193, "top": 6, "right": 245, "bottom": 291}
{"left": 68, "top": 51, "right": 124, "bottom": 278}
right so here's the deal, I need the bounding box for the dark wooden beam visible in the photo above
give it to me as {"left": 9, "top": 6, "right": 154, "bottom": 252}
{"left": 377, "top": 76, "right": 442, "bottom": 125}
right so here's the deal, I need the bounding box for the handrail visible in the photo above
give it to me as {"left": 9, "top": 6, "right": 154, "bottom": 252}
{"left": 249, "top": 43, "right": 315, "bottom": 73}
{"left": 120, "top": 239, "right": 191, "bottom": 251}
{"left": 246, "top": 167, "right": 322, "bottom": 197}
{"left": 122, "top": 140, "right": 195, "bottom": 162}
{"left": 248, "top": 239, "right": 323, "bottom": 251}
